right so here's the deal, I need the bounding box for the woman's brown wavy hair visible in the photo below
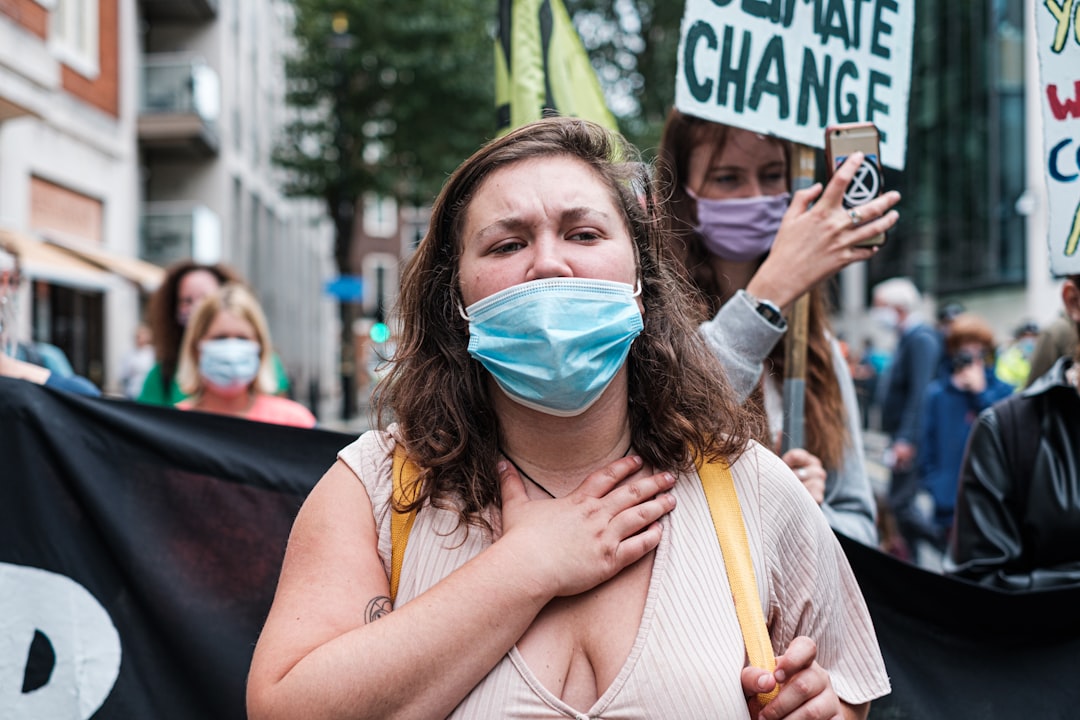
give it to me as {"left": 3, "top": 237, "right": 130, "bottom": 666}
{"left": 655, "top": 108, "right": 850, "bottom": 470}
{"left": 376, "top": 116, "right": 762, "bottom": 525}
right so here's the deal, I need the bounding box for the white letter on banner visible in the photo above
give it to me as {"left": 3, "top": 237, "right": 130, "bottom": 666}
{"left": 0, "top": 564, "right": 121, "bottom": 720}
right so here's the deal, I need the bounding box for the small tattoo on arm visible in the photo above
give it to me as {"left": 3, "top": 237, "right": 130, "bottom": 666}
{"left": 366, "top": 595, "right": 392, "bottom": 623}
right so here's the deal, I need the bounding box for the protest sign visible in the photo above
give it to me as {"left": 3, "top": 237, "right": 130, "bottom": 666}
{"left": 1036, "top": 0, "right": 1080, "bottom": 275}
{"left": 674, "top": 0, "right": 914, "bottom": 170}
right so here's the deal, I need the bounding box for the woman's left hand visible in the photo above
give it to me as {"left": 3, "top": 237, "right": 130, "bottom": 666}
{"left": 742, "top": 636, "right": 861, "bottom": 720}
{"left": 745, "top": 152, "right": 901, "bottom": 310}
{"left": 780, "top": 448, "right": 827, "bottom": 505}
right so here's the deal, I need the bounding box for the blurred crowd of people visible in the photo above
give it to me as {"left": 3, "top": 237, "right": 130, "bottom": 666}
{"left": 843, "top": 276, "right": 1079, "bottom": 586}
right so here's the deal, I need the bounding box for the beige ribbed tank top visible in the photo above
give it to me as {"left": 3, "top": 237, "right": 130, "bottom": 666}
{"left": 338, "top": 430, "right": 889, "bottom": 719}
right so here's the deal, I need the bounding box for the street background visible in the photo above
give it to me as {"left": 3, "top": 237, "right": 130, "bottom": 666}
{"left": 0, "top": 0, "right": 1064, "bottom": 423}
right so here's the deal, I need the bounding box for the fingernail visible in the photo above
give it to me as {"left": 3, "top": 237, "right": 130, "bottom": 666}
{"left": 774, "top": 669, "right": 786, "bottom": 684}
{"left": 497, "top": 460, "right": 507, "bottom": 473}
{"left": 631, "top": 455, "right": 642, "bottom": 465}
{"left": 663, "top": 472, "right": 675, "bottom": 485}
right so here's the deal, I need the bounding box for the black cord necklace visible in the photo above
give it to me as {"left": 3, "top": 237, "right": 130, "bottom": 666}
{"left": 500, "top": 444, "right": 634, "bottom": 499}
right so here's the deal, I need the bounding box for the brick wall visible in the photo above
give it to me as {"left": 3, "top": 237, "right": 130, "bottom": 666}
{"left": 60, "top": 0, "right": 119, "bottom": 118}
{"left": 0, "top": 0, "right": 47, "bottom": 38}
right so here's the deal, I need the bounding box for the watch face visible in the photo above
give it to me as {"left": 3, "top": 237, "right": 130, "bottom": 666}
{"left": 755, "top": 299, "right": 783, "bottom": 326}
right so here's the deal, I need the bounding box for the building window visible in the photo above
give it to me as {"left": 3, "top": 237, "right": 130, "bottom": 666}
{"left": 51, "top": 0, "right": 99, "bottom": 79}
{"left": 362, "top": 193, "right": 398, "bottom": 239}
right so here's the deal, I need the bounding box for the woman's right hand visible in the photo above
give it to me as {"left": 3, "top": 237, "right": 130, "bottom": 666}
{"left": 780, "top": 448, "right": 827, "bottom": 505}
{"left": 497, "top": 455, "right": 676, "bottom": 598}
{"left": 746, "top": 152, "right": 901, "bottom": 309}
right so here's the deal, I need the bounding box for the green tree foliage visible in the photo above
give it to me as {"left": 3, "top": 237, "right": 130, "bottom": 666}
{"left": 277, "top": 0, "right": 493, "bottom": 418}
{"left": 277, "top": 0, "right": 494, "bottom": 247}
{"left": 279, "top": 0, "right": 680, "bottom": 225}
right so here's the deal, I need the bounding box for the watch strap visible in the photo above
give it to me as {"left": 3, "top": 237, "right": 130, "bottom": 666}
{"left": 745, "top": 291, "right": 785, "bottom": 328}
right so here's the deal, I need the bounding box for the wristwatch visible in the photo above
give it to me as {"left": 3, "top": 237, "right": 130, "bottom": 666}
{"left": 744, "top": 291, "right": 785, "bottom": 328}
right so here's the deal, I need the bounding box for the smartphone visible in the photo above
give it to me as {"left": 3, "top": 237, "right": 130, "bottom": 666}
{"left": 824, "top": 122, "right": 885, "bottom": 247}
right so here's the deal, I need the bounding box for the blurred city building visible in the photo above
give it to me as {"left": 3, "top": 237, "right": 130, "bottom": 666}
{"left": 137, "top": 0, "right": 336, "bottom": 412}
{"left": 1, "top": 0, "right": 145, "bottom": 390}
{"left": 1, "top": 0, "right": 336, "bottom": 409}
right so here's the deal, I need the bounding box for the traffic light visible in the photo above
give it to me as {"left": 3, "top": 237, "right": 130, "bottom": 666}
{"left": 369, "top": 322, "right": 390, "bottom": 344}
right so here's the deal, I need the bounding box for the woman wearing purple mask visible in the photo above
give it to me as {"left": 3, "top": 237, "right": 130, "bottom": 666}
{"left": 657, "top": 110, "right": 901, "bottom": 546}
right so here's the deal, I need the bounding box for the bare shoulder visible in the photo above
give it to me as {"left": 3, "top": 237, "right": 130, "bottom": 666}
{"left": 282, "top": 457, "right": 388, "bottom": 597}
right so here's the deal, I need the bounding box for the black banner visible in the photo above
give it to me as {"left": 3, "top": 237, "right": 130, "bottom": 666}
{"left": 842, "top": 534, "right": 1080, "bottom": 719}
{"left": 0, "top": 377, "right": 351, "bottom": 719}
{"left": 2, "top": 377, "right": 1079, "bottom": 718}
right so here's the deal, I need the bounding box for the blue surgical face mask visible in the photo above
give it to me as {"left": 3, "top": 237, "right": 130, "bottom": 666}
{"left": 198, "top": 338, "right": 261, "bottom": 393}
{"left": 459, "top": 277, "right": 644, "bottom": 417}
{"left": 687, "top": 189, "right": 791, "bottom": 262}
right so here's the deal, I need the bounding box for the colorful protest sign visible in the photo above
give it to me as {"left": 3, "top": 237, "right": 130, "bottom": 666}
{"left": 1036, "top": 1, "right": 1080, "bottom": 275}
{"left": 674, "top": 0, "right": 914, "bottom": 170}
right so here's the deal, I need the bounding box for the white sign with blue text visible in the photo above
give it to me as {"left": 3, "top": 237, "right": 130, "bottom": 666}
{"left": 1037, "top": 0, "right": 1080, "bottom": 275}
{"left": 675, "top": 0, "right": 914, "bottom": 170}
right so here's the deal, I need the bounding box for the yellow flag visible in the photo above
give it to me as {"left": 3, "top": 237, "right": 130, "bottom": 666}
{"left": 495, "top": 0, "right": 618, "bottom": 135}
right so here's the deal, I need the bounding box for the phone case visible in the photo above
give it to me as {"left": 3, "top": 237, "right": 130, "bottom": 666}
{"left": 825, "top": 123, "right": 885, "bottom": 247}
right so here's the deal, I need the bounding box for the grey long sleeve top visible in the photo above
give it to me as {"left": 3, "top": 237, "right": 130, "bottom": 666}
{"left": 699, "top": 290, "right": 879, "bottom": 545}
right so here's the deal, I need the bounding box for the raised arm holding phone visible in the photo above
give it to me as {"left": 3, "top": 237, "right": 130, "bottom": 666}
{"left": 656, "top": 109, "right": 901, "bottom": 544}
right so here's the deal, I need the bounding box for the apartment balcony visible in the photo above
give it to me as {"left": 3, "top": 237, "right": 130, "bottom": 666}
{"left": 139, "top": 0, "right": 218, "bottom": 23}
{"left": 138, "top": 56, "right": 219, "bottom": 158}
{"left": 140, "top": 203, "right": 222, "bottom": 268}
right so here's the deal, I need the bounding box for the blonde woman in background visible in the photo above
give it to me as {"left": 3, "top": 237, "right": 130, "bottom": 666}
{"left": 175, "top": 284, "right": 315, "bottom": 428}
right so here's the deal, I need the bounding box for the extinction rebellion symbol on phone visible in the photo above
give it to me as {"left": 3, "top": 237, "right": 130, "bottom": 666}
{"left": 837, "top": 154, "right": 881, "bottom": 209}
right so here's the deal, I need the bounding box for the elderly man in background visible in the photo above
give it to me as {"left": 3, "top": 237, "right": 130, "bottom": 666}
{"left": 872, "top": 277, "right": 942, "bottom": 563}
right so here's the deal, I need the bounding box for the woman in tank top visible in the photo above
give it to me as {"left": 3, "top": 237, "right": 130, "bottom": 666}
{"left": 247, "top": 118, "right": 890, "bottom": 720}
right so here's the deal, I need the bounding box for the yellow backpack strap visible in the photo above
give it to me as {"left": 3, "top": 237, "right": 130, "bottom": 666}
{"left": 697, "top": 456, "right": 780, "bottom": 705}
{"left": 389, "top": 446, "right": 421, "bottom": 604}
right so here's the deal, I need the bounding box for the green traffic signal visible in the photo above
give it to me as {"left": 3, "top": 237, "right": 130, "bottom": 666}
{"left": 370, "top": 322, "right": 390, "bottom": 343}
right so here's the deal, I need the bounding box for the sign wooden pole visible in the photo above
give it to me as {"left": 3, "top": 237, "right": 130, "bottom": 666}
{"left": 780, "top": 144, "right": 816, "bottom": 455}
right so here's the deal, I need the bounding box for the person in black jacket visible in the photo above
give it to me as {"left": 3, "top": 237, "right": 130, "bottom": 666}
{"left": 947, "top": 275, "right": 1080, "bottom": 590}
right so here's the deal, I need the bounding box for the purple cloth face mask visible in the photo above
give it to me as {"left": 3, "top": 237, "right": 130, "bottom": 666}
{"left": 687, "top": 190, "right": 791, "bottom": 262}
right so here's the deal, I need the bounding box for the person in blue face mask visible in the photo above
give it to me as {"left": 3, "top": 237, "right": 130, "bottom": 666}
{"left": 174, "top": 283, "right": 315, "bottom": 428}
{"left": 248, "top": 117, "right": 889, "bottom": 720}
{"left": 656, "top": 109, "right": 902, "bottom": 548}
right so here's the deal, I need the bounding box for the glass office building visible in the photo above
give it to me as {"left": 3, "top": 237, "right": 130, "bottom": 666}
{"left": 872, "top": 0, "right": 1027, "bottom": 296}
